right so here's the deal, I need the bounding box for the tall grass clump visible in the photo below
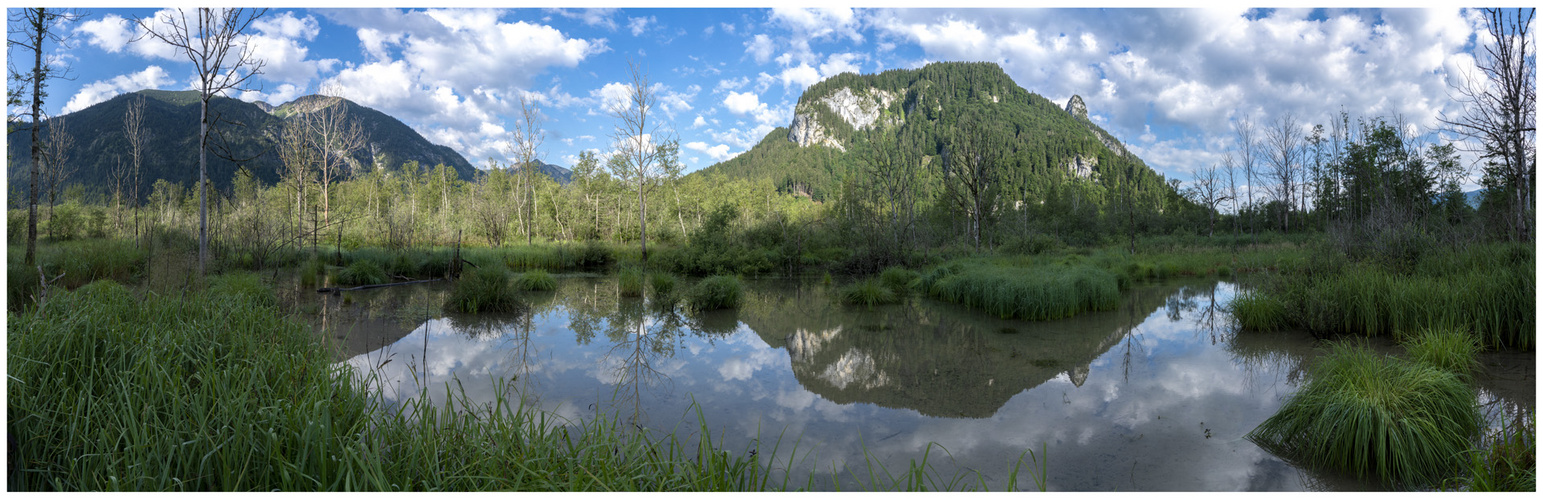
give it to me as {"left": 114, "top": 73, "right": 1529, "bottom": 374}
{"left": 879, "top": 266, "right": 920, "bottom": 296}
{"left": 648, "top": 272, "right": 677, "bottom": 297}
{"left": 334, "top": 259, "right": 388, "bottom": 286}
{"left": 923, "top": 263, "right": 1118, "bottom": 321}
{"left": 299, "top": 257, "right": 326, "bottom": 287}
{"left": 686, "top": 275, "right": 743, "bottom": 311}
{"left": 619, "top": 267, "right": 644, "bottom": 297}
{"left": 513, "top": 269, "right": 557, "bottom": 291}
{"left": 1245, "top": 342, "right": 1481, "bottom": 487}
{"left": 840, "top": 279, "right": 898, "bottom": 308}
{"left": 1401, "top": 326, "right": 1481, "bottom": 376}
{"left": 32, "top": 239, "right": 146, "bottom": 288}
{"left": 1451, "top": 412, "right": 1536, "bottom": 491}
{"left": 443, "top": 266, "right": 521, "bottom": 314}
{"left": 1230, "top": 290, "right": 1287, "bottom": 331}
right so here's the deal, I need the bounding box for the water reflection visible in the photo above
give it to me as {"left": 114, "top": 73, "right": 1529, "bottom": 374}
{"left": 327, "top": 277, "right": 1533, "bottom": 491}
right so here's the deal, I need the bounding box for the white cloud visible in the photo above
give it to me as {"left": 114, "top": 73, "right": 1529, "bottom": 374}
{"left": 692, "top": 115, "right": 707, "bottom": 128}
{"left": 592, "top": 82, "right": 633, "bottom": 113}
{"left": 685, "top": 141, "right": 737, "bottom": 162}
{"left": 627, "top": 16, "right": 655, "bottom": 36}
{"left": 778, "top": 64, "right": 822, "bottom": 90}
{"left": 62, "top": 66, "right": 174, "bottom": 114}
{"left": 723, "top": 91, "right": 764, "bottom": 115}
{"left": 240, "top": 83, "right": 306, "bottom": 106}
{"left": 547, "top": 8, "right": 617, "bottom": 30}
{"left": 746, "top": 34, "right": 775, "bottom": 64}
{"left": 75, "top": 14, "right": 135, "bottom": 53}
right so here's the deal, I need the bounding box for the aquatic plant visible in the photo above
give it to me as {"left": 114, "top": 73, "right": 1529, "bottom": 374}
{"left": 1450, "top": 411, "right": 1536, "bottom": 492}
{"left": 619, "top": 267, "right": 644, "bottom": 297}
{"left": 514, "top": 269, "right": 557, "bottom": 291}
{"left": 649, "top": 272, "right": 677, "bottom": 297}
{"left": 334, "top": 259, "right": 388, "bottom": 286}
{"left": 299, "top": 257, "right": 326, "bottom": 287}
{"left": 840, "top": 279, "right": 898, "bottom": 308}
{"left": 1229, "top": 290, "right": 1287, "bottom": 331}
{"left": 879, "top": 266, "right": 920, "bottom": 295}
{"left": 444, "top": 266, "right": 521, "bottom": 314}
{"left": 686, "top": 275, "right": 743, "bottom": 311}
{"left": 1401, "top": 326, "right": 1481, "bottom": 375}
{"left": 1246, "top": 342, "right": 1480, "bottom": 486}
{"left": 923, "top": 263, "right": 1118, "bottom": 321}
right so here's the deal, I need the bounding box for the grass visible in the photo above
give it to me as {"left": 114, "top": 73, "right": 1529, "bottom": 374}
{"left": 443, "top": 266, "right": 522, "bottom": 314}
{"left": 920, "top": 262, "right": 1119, "bottom": 321}
{"left": 300, "top": 257, "right": 326, "bottom": 287}
{"left": 686, "top": 275, "right": 743, "bottom": 311}
{"left": 334, "top": 259, "right": 388, "bottom": 286}
{"left": 648, "top": 272, "right": 677, "bottom": 297}
{"left": 1401, "top": 326, "right": 1481, "bottom": 376}
{"left": 878, "top": 266, "right": 919, "bottom": 295}
{"left": 1230, "top": 290, "right": 1287, "bottom": 331}
{"left": 619, "top": 267, "right": 644, "bottom": 297}
{"left": 1232, "top": 242, "right": 1533, "bottom": 349}
{"left": 1450, "top": 411, "right": 1536, "bottom": 491}
{"left": 513, "top": 269, "right": 557, "bottom": 291}
{"left": 840, "top": 279, "right": 898, "bottom": 308}
{"left": 1245, "top": 342, "right": 1481, "bottom": 487}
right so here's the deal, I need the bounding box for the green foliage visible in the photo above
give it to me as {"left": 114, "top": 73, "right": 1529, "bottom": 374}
{"left": 840, "top": 279, "right": 898, "bottom": 308}
{"left": 514, "top": 269, "right": 556, "bottom": 291}
{"left": 1451, "top": 413, "right": 1536, "bottom": 492}
{"left": 648, "top": 272, "right": 677, "bottom": 297}
{"left": 1401, "top": 326, "right": 1480, "bottom": 375}
{"left": 299, "top": 258, "right": 325, "bottom": 287}
{"left": 46, "top": 202, "right": 83, "bottom": 240}
{"left": 618, "top": 267, "right": 644, "bottom": 297}
{"left": 1230, "top": 290, "right": 1287, "bottom": 331}
{"left": 686, "top": 275, "right": 743, "bottom": 311}
{"left": 1245, "top": 342, "right": 1481, "bottom": 486}
{"left": 8, "top": 262, "right": 40, "bottom": 312}
{"left": 878, "top": 266, "right": 919, "bottom": 295}
{"left": 333, "top": 259, "right": 387, "bottom": 286}
{"left": 444, "top": 266, "right": 520, "bottom": 314}
{"left": 921, "top": 262, "right": 1119, "bottom": 321}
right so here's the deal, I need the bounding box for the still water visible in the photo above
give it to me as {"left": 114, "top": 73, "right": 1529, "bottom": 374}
{"left": 291, "top": 277, "right": 1534, "bottom": 491}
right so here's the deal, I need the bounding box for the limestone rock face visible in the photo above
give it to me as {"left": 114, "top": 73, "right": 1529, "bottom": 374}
{"left": 1065, "top": 94, "right": 1088, "bottom": 120}
{"left": 787, "top": 114, "right": 845, "bottom": 151}
{"left": 788, "top": 87, "right": 898, "bottom": 150}
{"left": 1065, "top": 154, "right": 1098, "bottom": 179}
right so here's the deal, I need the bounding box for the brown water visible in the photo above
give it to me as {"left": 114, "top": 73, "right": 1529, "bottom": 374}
{"left": 282, "top": 276, "right": 1535, "bottom": 491}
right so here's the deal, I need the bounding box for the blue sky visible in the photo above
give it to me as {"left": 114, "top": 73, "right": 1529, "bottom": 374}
{"left": 16, "top": 6, "right": 1505, "bottom": 189}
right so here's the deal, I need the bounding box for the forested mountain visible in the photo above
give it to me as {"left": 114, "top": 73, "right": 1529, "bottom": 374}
{"left": 696, "top": 61, "right": 1176, "bottom": 213}
{"left": 6, "top": 90, "right": 486, "bottom": 201}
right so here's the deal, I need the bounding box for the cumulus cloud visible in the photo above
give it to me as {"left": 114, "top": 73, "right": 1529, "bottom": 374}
{"left": 75, "top": 14, "right": 135, "bottom": 53}
{"left": 745, "top": 34, "right": 775, "bottom": 64}
{"left": 686, "top": 141, "right": 738, "bottom": 162}
{"left": 62, "top": 66, "right": 174, "bottom": 114}
{"left": 723, "top": 91, "right": 764, "bottom": 115}
{"left": 627, "top": 16, "right": 655, "bottom": 36}
{"left": 546, "top": 8, "right": 618, "bottom": 30}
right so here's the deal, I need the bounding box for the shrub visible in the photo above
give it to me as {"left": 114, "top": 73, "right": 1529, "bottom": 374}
{"left": 1401, "top": 326, "right": 1481, "bottom": 375}
{"left": 840, "top": 279, "right": 897, "bottom": 308}
{"left": 444, "top": 266, "right": 521, "bottom": 314}
{"left": 686, "top": 275, "right": 743, "bottom": 311}
{"left": 1246, "top": 342, "right": 1480, "bottom": 486}
{"left": 514, "top": 269, "right": 557, "bottom": 291}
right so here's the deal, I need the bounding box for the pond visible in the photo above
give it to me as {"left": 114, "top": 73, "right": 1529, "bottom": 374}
{"left": 283, "top": 276, "right": 1535, "bottom": 491}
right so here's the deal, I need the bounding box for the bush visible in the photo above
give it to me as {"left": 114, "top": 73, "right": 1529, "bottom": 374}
{"left": 1246, "top": 342, "right": 1480, "bottom": 486}
{"left": 839, "top": 279, "right": 897, "bottom": 308}
{"left": 514, "top": 269, "right": 557, "bottom": 291}
{"left": 1401, "top": 326, "right": 1480, "bottom": 375}
{"left": 686, "top": 275, "right": 743, "bottom": 311}
{"left": 444, "top": 266, "right": 521, "bottom": 314}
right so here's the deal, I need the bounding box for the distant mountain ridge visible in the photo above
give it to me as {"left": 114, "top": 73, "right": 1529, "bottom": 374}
{"left": 6, "top": 90, "right": 495, "bottom": 201}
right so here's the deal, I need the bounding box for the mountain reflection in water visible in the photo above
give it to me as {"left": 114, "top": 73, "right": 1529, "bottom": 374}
{"left": 334, "top": 277, "right": 1532, "bottom": 491}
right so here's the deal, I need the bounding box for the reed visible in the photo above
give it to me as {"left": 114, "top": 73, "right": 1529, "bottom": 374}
{"left": 334, "top": 259, "right": 388, "bottom": 286}
{"left": 1245, "top": 342, "right": 1480, "bottom": 486}
{"left": 878, "top": 266, "right": 920, "bottom": 295}
{"left": 1401, "top": 326, "right": 1480, "bottom": 376}
{"left": 840, "top": 279, "right": 898, "bottom": 308}
{"left": 619, "top": 267, "right": 644, "bottom": 297}
{"left": 1450, "top": 411, "right": 1535, "bottom": 492}
{"left": 1229, "top": 290, "right": 1287, "bottom": 331}
{"left": 922, "top": 263, "right": 1119, "bottom": 321}
{"left": 686, "top": 275, "right": 743, "bottom": 311}
{"left": 648, "top": 272, "right": 677, "bottom": 297}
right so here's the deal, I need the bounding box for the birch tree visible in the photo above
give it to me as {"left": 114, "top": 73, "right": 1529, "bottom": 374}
{"left": 607, "top": 61, "right": 676, "bottom": 262}
{"left": 8, "top": 7, "right": 82, "bottom": 265}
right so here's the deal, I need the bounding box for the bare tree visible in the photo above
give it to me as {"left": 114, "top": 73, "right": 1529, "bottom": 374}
{"left": 122, "top": 94, "right": 150, "bottom": 244}
{"left": 1442, "top": 8, "right": 1535, "bottom": 241}
{"left": 1222, "top": 151, "right": 1241, "bottom": 241}
{"left": 278, "top": 116, "right": 315, "bottom": 250}
{"left": 304, "top": 91, "right": 365, "bottom": 239}
{"left": 508, "top": 94, "right": 545, "bottom": 246}
{"left": 944, "top": 112, "right": 1005, "bottom": 251}
{"left": 606, "top": 60, "right": 676, "bottom": 263}
{"left": 1233, "top": 116, "right": 1260, "bottom": 236}
{"left": 137, "top": 7, "right": 267, "bottom": 274}
{"left": 1264, "top": 113, "right": 1304, "bottom": 232}
{"left": 39, "top": 117, "right": 76, "bottom": 238}
{"left": 1185, "top": 163, "right": 1233, "bottom": 237}
{"left": 8, "top": 7, "right": 83, "bottom": 265}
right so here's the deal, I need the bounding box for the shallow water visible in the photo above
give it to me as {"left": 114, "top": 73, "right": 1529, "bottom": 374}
{"left": 296, "top": 276, "right": 1534, "bottom": 491}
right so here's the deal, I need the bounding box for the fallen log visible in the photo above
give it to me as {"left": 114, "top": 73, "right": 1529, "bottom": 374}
{"left": 317, "top": 278, "right": 442, "bottom": 294}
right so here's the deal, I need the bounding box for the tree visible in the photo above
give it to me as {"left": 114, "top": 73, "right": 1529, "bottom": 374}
{"left": 39, "top": 117, "right": 76, "bottom": 238}
{"left": 853, "top": 132, "right": 919, "bottom": 253}
{"left": 1441, "top": 8, "right": 1535, "bottom": 241}
{"left": 508, "top": 94, "right": 544, "bottom": 246}
{"left": 1232, "top": 116, "right": 1260, "bottom": 236}
{"left": 1185, "top": 163, "right": 1233, "bottom": 237}
{"left": 137, "top": 7, "right": 267, "bottom": 274}
{"left": 8, "top": 7, "right": 82, "bottom": 266}
{"left": 944, "top": 111, "right": 1004, "bottom": 251}
{"left": 304, "top": 92, "right": 365, "bottom": 244}
{"left": 123, "top": 94, "right": 150, "bottom": 243}
{"left": 607, "top": 60, "right": 676, "bottom": 262}
{"left": 1264, "top": 113, "right": 1303, "bottom": 232}
{"left": 1221, "top": 151, "right": 1241, "bottom": 241}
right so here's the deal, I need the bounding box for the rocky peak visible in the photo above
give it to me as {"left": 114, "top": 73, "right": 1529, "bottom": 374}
{"left": 1065, "top": 95, "right": 1087, "bottom": 120}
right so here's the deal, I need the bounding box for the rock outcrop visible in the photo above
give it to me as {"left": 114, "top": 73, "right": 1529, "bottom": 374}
{"left": 787, "top": 114, "right": 845, "bottom": 151}
{"left": 1064, "top": 154, "right": 1098, "bottom": 179}
{"left": 1065, "top": 94, "right": 1088, "bottom": 120}
{"left": 788, "top": 87, "right": 898, "bottom": 150}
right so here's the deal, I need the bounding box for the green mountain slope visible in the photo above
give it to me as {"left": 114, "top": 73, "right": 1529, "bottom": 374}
{"left": 6, "top": 90, "right": 482, "bottom": 201}
{"left": 696, "top": 61, "right": 1169, "bottom": 205}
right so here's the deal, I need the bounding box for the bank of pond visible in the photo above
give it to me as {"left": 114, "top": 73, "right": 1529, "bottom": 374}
{"left": 5, "top": 238, "right": 1534, "bottom": 491}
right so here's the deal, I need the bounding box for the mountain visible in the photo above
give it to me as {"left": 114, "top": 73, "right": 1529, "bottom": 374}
{"left": 521, "top": 160, "right": 573, "bottom": 185}
{"left": 695, "top": 61, "right": 1168, "bottom": 204}
{"left": 6, "top": 90, "right": 480, "bottom": 201}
